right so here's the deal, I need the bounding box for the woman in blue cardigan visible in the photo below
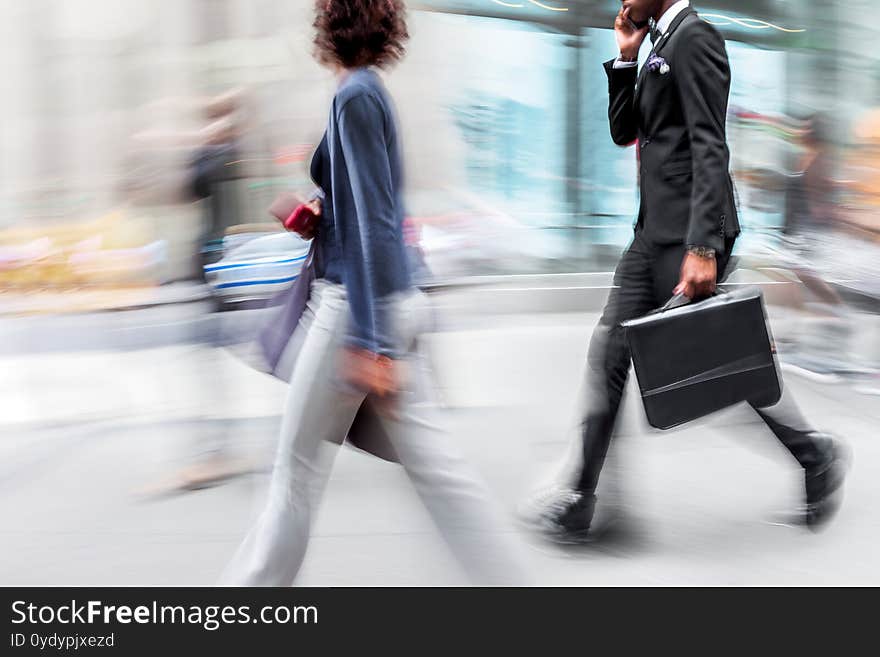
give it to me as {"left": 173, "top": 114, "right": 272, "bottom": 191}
{"left": 221, "top": 0, "right": 526, "bottom": 586}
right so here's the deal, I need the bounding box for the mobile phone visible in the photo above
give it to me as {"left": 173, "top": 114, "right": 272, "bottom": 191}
{"left": 284, "top": 203, "right": 318, "bottom": 235}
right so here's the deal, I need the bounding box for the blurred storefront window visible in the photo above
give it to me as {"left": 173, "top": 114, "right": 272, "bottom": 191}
{"left": 1, "top": 1, "right": 878, "bottom": 281}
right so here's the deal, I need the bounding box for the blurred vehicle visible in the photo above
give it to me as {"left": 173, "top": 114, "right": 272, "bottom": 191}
{"left": 405, "top": 190, "right": 544, "bottom": 279}
{"left": 416, "top": 211, "right": 544, "bottom": 279}
{"left": 203, "top": 231, "right": 309, "bottom": 305}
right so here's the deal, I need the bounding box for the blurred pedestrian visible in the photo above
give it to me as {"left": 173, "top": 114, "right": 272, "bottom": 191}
{"left": 776, "top": 116, "right": 856, "bottom": 373}
{"left": 523, "top": 0, "right": 850, "bottom": 542}
{"left": 172, "top": 90, "right": 252, "bottom": 490}
{"left": 119, "top": 91, "right": 255, "bottom": 494}
{"left": 191, "top": 89, "right": 249, "bottom": 272}
{"left": 781, "top": 116, "right": 848, "bottom": 301}
{"left": 221, "top": 0, "right": 526, "bottom": 586}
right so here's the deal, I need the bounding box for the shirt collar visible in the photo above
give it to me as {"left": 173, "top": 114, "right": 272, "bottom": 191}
{"left": 656, "top": 0, "right": 690, "bottom": 35}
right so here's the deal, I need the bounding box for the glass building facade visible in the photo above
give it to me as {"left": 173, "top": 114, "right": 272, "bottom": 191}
{"left": 1, "top": 1, "right": 878, "bottom": 279}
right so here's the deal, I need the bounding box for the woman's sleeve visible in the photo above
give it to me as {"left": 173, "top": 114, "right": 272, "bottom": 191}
{"left": 336, "top": 93, "right": 400, "bottom": 356}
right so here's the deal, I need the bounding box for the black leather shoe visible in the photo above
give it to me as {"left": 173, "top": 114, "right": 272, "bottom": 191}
{"left": 518, "top": 488, "right": 597, "bottom": 544}
{"left": 520, "top": 487, "right": 646, "bottom": 547}
{"left": 552, "top": 493, "right": 598, "bottom": 543}
{"left": 805, "top": 439, "right": 852, "bottom": 532}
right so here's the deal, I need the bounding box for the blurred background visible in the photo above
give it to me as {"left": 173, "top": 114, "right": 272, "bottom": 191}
{"left": 1, "top": 0, "right": 878, "bottom": 585}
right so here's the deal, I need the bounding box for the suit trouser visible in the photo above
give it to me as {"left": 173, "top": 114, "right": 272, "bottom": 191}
{"left": 574, "top": 231, "right": 833, "bottom": 496}
{"left": 220, "top": 280, "right": 527, "bottom": 586}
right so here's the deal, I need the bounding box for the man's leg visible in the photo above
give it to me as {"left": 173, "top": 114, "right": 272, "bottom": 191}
{"left": 752, "top": 389, "right": 832, "bottom": 469}
{"left": 660, "top": 237, "right": 848, "bottom": 529}
{"left": 723, "top": 237, "right": 848, "bottom": 528}
{"left": 531, "top": 234, "right": 658, "bottom": 539}
{"left": 751, "top": 387, "right": 850, "bottom": 529}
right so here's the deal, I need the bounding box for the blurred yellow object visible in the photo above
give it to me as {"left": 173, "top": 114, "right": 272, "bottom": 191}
{"left": 854, "top": 109, "right": 880, "bottom": 144}
{"left": 0, "top": 209, "right": 153, "bottom": 249}
{"left": 842, "top": 110, "right": 880, "bottom": 231}
{"left": 0, "top": 208, "right": 165, "bottom": 289}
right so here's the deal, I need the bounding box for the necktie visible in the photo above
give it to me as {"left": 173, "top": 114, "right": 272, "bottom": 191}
{"left": 650, "top": 25, "right": 663, "bottom": 45}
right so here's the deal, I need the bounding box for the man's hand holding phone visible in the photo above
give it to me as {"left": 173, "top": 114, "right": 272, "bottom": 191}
{"left": 615, "top": 6, "right": 649, "bottom": 61}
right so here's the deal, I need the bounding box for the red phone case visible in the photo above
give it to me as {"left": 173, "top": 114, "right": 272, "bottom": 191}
{"left": 284, "top": 204, "right": 318, "bottom": 234}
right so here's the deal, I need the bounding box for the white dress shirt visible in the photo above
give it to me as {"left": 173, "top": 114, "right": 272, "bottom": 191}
{"left": 613, "top": 0, "right": 690, "bottom": 69}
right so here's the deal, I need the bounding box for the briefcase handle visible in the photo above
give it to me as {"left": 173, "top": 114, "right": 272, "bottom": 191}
{"left": 657, "top": 292, "right": 693, "bottom": 313}
{"left": 650, "top": 286, "right": 730, "bottom": 316}
{"left": 646, "top": 292, "right": 696, "bottom": 316}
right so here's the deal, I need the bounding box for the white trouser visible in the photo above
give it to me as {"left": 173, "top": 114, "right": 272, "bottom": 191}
{"left": 220, "top": 280, "right": 527, "bottom": 586}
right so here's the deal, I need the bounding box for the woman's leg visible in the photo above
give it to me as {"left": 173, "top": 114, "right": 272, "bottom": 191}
{"left": 220, "top": 283, "right": 363, "bottom": 586}
{"left": 379, "top": 294, "right": 531, "bottom": 585}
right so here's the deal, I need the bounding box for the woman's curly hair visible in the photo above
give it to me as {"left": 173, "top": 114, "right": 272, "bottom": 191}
{"left": 313, "top": 0, "right": 409, "bottom": 69}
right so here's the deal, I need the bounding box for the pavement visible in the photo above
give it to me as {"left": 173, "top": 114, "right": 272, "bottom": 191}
{"left": 0, "top": 290, "right": 878, "bottom": 586}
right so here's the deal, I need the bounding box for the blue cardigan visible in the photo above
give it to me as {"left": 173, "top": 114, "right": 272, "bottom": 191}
{"left": 309, "top": 68, "right": 411, "bottom": 357}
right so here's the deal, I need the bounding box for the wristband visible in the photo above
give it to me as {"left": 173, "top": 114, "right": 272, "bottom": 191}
{"left": 686, "top": 245, "right": 716, "bottom": 259}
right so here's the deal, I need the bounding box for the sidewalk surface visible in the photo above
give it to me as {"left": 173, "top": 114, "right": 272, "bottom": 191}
{"left": 1, "top": 300, "right": 877, "bottom": 586}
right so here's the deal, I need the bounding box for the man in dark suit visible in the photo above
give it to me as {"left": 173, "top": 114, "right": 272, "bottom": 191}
{"left": 528, "top": 0, "right": 850, "bottom": 542}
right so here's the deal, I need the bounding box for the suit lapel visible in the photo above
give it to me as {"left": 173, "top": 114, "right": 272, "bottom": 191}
{"left": 634, "top": 6, "right": 696, "bottom": 105}
{"left": 653, "top": 6, "right": 695, "bottom": 58}
{"left": 634, "top": 58, "right": 650, "bottom": 104}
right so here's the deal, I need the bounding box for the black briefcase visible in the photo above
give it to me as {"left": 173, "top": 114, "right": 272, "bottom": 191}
{"left": 622, "top": 287, "right": 782, "bottom": 430}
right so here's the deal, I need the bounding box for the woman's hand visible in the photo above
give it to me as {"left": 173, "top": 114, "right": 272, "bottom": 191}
{"left": 294, "top": 198, "right": 321, "bottom": 240}
{"left": 268, "top": 192, "right": 321, "bottom": 239}
{"left": 341, "top": 347, "right": 400, "bottom": 402}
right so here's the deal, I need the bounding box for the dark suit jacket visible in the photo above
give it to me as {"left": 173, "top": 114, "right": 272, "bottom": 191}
{"left": 604, "top": 6, "right": 740, "bottom": 253}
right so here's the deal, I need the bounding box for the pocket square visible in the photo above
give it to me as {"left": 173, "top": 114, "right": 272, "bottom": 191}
{"left": 646, "top": 54, "right": 670, "bottom": 74}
